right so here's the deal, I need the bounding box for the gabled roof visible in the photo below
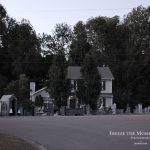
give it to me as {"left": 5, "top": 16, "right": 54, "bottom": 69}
{"left": 31, "top": 87, "right": 47, "bottom": 95}
{"left": 67, "top": 66, "right": 114, "bottom": 80}
{"left": 98, "top": 67, "right": 114, "bottom": 80}
{"left": 0, "top": 95, "right": 15, "bottom": 102}
{"left": 67, "top": 66, "right": 83, "bottom": 80}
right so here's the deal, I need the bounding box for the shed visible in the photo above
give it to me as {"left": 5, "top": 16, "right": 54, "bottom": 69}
{"left": 0, "top": 95, "right": 17, "bottom": 116}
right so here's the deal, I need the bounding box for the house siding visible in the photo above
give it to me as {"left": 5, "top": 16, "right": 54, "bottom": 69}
{"left": 30, "top": 89, "right": 50, "bottom": 103}
{"left": 100, "top": 79, "right": 113, "bottom": 108}
{"left": 105, "top": 97, "right": 113, "bottom": 107}
{"left": 101, "top": 80, "right": 112, "bottom": 94}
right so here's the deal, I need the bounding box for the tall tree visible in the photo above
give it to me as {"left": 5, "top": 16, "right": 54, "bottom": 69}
{"left": 86, "top": 16, "right": 122, "bottom": 65}
{"left": 81, "top": 52, "right": 101, "bottom": 110}
{"left": 48, "top": 51, "right": 69, "bottom": 108}
{"left": 124, "top": 6, "right": 150, "bottom": 107}
{"left": 41, "top": 23, "right": 72, "bottom": 56}
{"left": 18, "top": 74, "right": 30, "bottom": 108}
{"left": 6, "top": 19, "right": 42, "bottom": 82}
{"left": 5, "top": 74, "right": 30, "bottom": 109}
{"left": 86, "top": 16, "right": 129, "bottom": 109}
{"left": 69, "top": 21, "right": 91, "bottom": 65}
{"left": 0, "top": 4, "right": 11, "bottom": 97}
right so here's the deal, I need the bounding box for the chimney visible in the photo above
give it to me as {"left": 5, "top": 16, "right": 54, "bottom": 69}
{"left": 30, "top": 82, "right": 35, "bottom": 95}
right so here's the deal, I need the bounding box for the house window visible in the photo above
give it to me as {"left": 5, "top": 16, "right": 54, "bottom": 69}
{"left": 75, "top": 80, "right": 78, "bottom": 90}
{"left": 71, "top": 80, "right": 78, "bottom": 91}
{"left": 103, "top": 98, "right": 106, "bottom": 107}
{"left": 71, "top": 80, "right": 74, "bottom": 85}
{"left": 101, "top": 81, "right": 106, "bottom": 91}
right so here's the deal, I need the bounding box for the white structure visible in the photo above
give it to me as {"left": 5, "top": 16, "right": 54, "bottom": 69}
{"left": 66, "top": 66, "right": 114, "bottom": 108}
{"left": 0, "top": 95, "right": 17, "bottom": 116}
{"left": 30, "top": 83, "right": 54, "bottom": 115}
{"left": 30, "top": 83, "right": 51, "bottom": 104}
{"left": 137, "top": 104, "right": 143, "bottom": 114}
{"left": 99, "top": 67, "right": 114, "bottom": 108}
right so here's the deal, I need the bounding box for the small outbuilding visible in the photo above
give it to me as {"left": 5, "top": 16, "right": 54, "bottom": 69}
{"left": 0, "top": 94, "right": 17, "bottom": 116}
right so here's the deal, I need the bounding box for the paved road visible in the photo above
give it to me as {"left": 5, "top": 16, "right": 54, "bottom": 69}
{"left": 0, "top": 115, "right": 150, "bottom": 150}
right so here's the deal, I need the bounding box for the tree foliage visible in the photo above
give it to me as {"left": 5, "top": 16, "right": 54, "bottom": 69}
{"left": 5, "top": 74, "right": 30, "bottom": 108}
{"left": 81, "top": 52, "right": 101, "bottom": 110}
{"left": 35, "top": 95, "right": 43, "bottom": 107}
{"left": 48, "top": 51, "right": 69, "bottom": 108}
{"left": 1, "top": 2, "right": 150, "bottom": 110}
{"left": 69, "top": 21, "right": 91, "bottom": 65}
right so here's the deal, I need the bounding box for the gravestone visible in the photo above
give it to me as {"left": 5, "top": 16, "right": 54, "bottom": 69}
{"left": 9, "top": 108, "right": 13, "bottom": 116}
{"left": 125, "top": 104, "right": 131, "bottom": 114}
{"left": 86, "top": 104, "right": 90, "bottom": 115}
{"left": 143, "top": 107, "right": 148, "bottom": 114}
{"left": 17, "top": 109, "right": 21, "bottom": 116}
{"left": 148, "top": 106, "right": 150, "bottom": 113}
{"left": 61, "top": 106, "right": 66, "bottom": 116}
{"left": 112, "top": 103, "right": 116, "bottom": 115}
{"left": 43, "top": 102, "right": 54, "bottom": 116}
{"left": 138, "top": 104, "right": 143, "bottom": 114}
{"left": 134, "top": 104, "right": 143, "bottom": 114}
{"left": 116, "top": 109, "right": 124, "bottom": 114}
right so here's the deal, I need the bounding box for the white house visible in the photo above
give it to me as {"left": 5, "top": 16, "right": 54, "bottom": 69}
{"left": 30, "top": 82, "right": 50, "bottom": 103}
{"left": 98, "top": 67, "right": 114, "bottom": 108}
{"left": 30, "top": 66, "right": 114, "bottom": 110}
{"left": 30, "top": 82, "right": 54, "bottom": 115}
{"left": 66, "top": 66, "right": 114, "bottom": 108}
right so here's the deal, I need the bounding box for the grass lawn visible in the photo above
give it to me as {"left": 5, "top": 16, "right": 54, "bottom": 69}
{"left": 0, "top": 133, "right": 38, "bottom": 150}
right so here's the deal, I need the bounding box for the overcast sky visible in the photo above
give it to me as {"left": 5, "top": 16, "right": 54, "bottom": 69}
{"left": 0, "top": 0, "right": 149, "bottom": 34}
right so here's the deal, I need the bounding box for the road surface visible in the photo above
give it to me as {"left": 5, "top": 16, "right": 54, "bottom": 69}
{"left": 0, "top": 115, "right": 150, "bottom": 150}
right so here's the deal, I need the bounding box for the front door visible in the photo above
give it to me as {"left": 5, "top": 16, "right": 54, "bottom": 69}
{"left": 70, "top": 98, "right": 76, "bottom": 109}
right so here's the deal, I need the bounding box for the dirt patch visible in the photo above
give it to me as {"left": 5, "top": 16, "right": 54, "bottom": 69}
{"left": 0, "top": 133, "right": 38, "bottom": 150}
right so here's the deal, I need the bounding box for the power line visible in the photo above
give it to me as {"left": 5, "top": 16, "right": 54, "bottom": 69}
{"left": 8, "top": 7, "right": 139, "bottom": 12}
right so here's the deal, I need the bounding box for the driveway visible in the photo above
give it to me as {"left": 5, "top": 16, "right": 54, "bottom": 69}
{"left": 0, "top": 115, "right": 150, "bottom": 150}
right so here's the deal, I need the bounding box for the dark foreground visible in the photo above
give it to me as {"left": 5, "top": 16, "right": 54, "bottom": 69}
{"left": 0, "top": 115, "right": 150, "bottom": 150}
{"left": 0, "top": 133, "right": 38, "bottom": 150}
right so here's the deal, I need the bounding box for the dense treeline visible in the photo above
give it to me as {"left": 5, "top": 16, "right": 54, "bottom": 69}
{"left": 0, "top": 3, "right": 150, "bottom": 110}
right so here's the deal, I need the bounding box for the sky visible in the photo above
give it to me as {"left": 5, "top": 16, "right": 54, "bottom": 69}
{"left": 0, "top": 0, "right": 149, "bottom": 34}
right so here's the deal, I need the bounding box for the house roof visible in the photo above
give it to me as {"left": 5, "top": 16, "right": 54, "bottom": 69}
{"left": 66, "top": 66, "right": 114, "bottom": 80}
{"left": 67, "top": 66, "right": 83, "bottom": 80}
{"left": 0, "top": 95, "right": 15, "bottom": 102}
{"left": 31, "top": 87, "right": 47, "bottom": 95}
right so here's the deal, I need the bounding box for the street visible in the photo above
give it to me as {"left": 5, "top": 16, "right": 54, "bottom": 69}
{"left": 0, "top": 115, "right": 150, "bottom": 150}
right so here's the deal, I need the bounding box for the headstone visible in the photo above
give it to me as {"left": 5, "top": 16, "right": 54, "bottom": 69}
{"left": 112, "top": 103, "right": 116, "bottom": 115}
{"left": 116, "top": 109, "right": 124, "bottom": 114}
{"left": 19, "top": 107, "right": 23, "bottom": 116}
{"left": 125, "top": 104, "right": 131, "bottom": 114}
{"left": 9, "top": 108, "right": 13, "bottom": 116}
{"left": 138, "top": 104, "right": 143, "bottom": 114}
{"left": 148, "top": 106, "right": 150, "bottom": 113}
{"left": 48, "top": 102, "right": 54, "bottom": 116}
{"left": 17, "top": 109, "right": 21, "bottom": 116}
{"left": 61, "top": 106, "right": 66, "bottom": 116}
{"left": 144, "top": 107, "right": 148, "bottom": 114}
{"left": 81, "top": 105, "right": 86, "bottom": 115}
{"left": 86, "top": 104, "right": 90, "bottom": 115}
